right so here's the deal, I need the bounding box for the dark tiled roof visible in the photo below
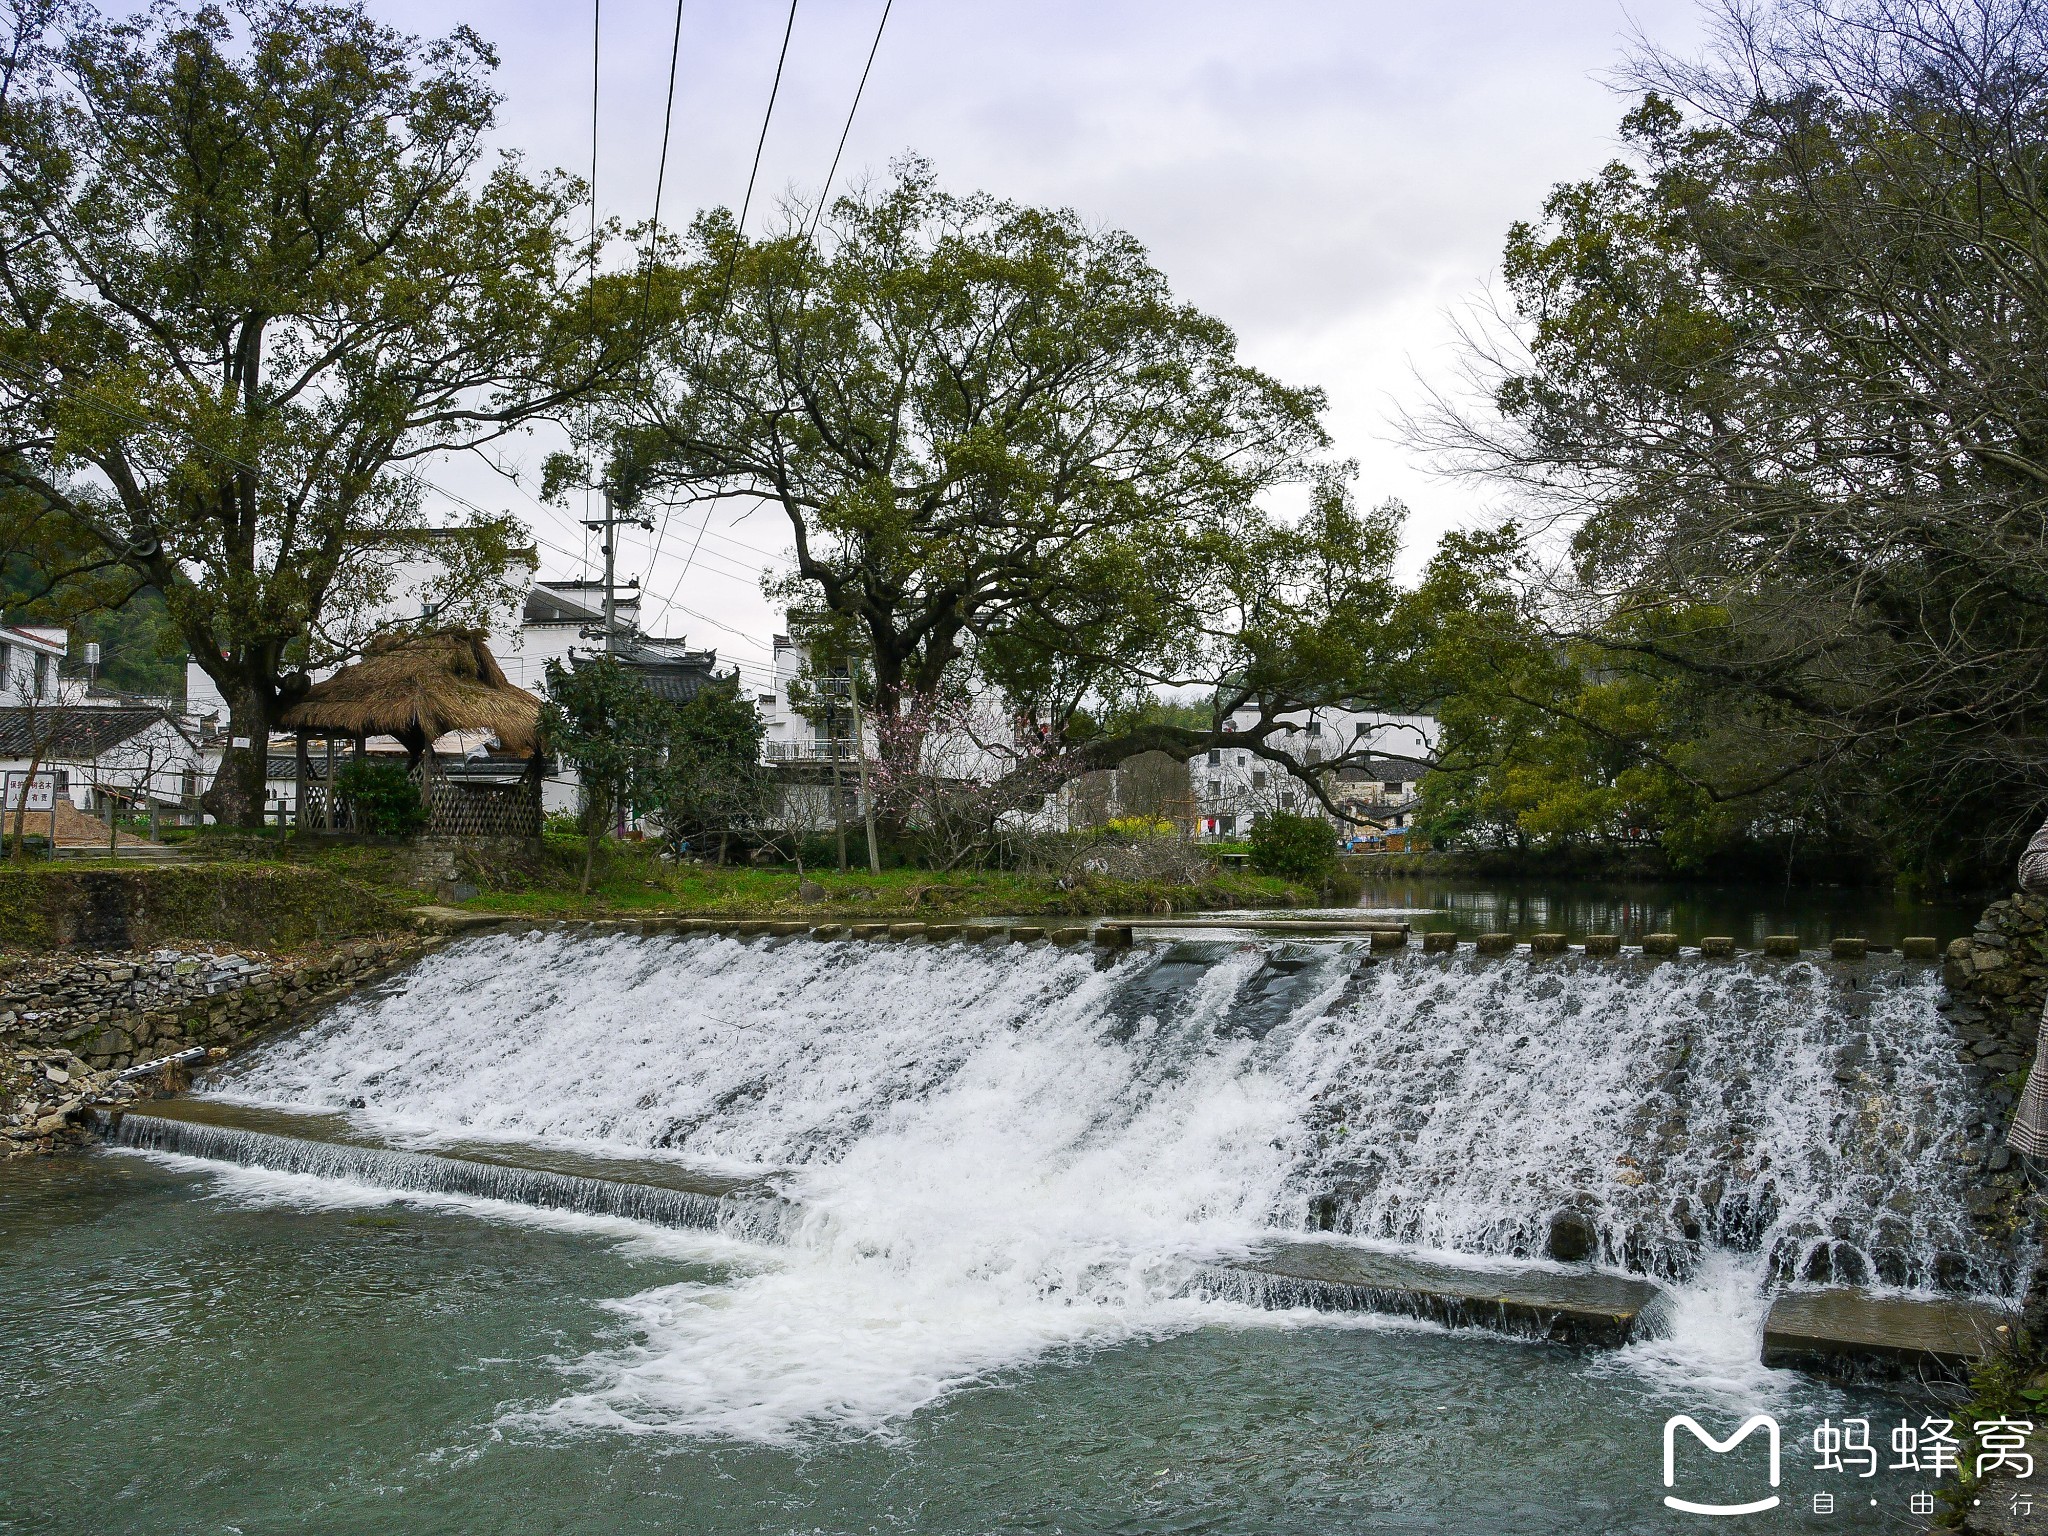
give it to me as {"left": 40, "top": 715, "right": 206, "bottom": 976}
{"left": 617, "top": 642, "right": 722, "bottom": 702}
{"left": 0, "top": 706, "right": 193, "bottom": 759}
{"left": 1335, "top": 755, "right": 1435, "bottom": 783}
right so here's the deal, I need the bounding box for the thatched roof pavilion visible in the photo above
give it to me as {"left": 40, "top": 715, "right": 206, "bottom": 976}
{"left": 280, "top": 630, "right": 540, "bottom": 758}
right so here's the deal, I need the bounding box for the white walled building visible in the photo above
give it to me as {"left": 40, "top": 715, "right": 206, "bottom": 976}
{"left": 0, "top": 705, "right": 203, "bottom": 817}
{"left": 0, "top": 626, "right": 66, "bottom": 703}
{"left": 1189, "top": 707, "right": 1441, "bottom": 839}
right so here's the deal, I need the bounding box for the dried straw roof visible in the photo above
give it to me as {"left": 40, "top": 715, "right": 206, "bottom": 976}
{"left": 279, "top": 630, "right": 540, "bottom": 754}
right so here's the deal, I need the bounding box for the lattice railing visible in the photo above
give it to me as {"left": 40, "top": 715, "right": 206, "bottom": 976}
{"left": 425, "top": 779, "right": 539, "bottom": 838}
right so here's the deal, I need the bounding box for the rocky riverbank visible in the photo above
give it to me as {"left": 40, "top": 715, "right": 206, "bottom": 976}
{"left": 0, "top": 934, "right": 431, "bottom": 1158}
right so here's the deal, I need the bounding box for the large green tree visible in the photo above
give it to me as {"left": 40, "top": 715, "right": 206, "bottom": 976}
{"left": 1423, "top": 0, "right": 2048, "bottom": 881}
{"left": 0, "top": 1, "right": 612, "bottom": 821}
{"left": 654, "top": 676, "right": 770, "bottom": 860}
{"left": 595, "top": 162, "right": 1429, "bottom": 816}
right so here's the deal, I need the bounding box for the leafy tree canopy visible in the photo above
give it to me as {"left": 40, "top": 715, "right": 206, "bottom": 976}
{"left": 1416, "top": 0, "right": 2048, "bottom": 883}
{"left": 580, "top": 161, "right": 1434, "bottom": 817}
{"left": 0, "top": 0, "right": 617, "bottom": 821}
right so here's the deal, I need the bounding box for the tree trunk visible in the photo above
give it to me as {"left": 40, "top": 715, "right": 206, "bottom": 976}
{"left": 203, "top": 687, "right": 270, "bottom": 828}
{"left": 581, "top": 786, "right": 604, "bottom": 894}
{"left": 9, "top": 745, "right": 46, "bottom": 861}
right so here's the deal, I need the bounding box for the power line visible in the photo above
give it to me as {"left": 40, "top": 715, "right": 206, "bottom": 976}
{"left": 583, "top": 0, "right": 602, "bottom": 582}
{"left": 735, "top": 0, "right": 799, "bottom": 274}
{"left": 645, "top": 0, "right": 890, "bottom": 607}
{"left": 636, "top": 0, "right": 687, "bottom": 336}
{"left": 645, "top": 1, "right": 799, "bottom": 616}
{"left": 805, "top": 0, "right": 892, "bottom": 245}
{"left": 631, "top": 0, "right": 689, "bottom": 605}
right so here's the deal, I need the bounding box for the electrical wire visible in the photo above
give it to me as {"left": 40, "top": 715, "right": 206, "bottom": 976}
{"left": 582, "top": 0, "right": 602, "bottom": 581}
{"left": 805, "top": 0, "right": 891, "bottom": 245}
{"left": 710, "top": 0, "right": 799, "bottom": 319}
{"left": 635, "top": 0, "right": 687, "bottom": 339}
{"left": 643, "top": 1, "right": 800, "bottom": 620}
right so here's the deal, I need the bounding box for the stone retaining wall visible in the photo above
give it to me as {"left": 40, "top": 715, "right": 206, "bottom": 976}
{"left": 1938, "top": 894, "right": 2048, "bottom": 1248}
{"left": 1944, "top": 894, "right": 2048, "bottom": 1141}
{"left": 0, "top": 933, "right": 431, "bottom": 1158}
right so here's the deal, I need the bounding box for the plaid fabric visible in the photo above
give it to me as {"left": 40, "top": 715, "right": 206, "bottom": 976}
{"left": 2024, "top": 825, "right": 2048, "bottom": 896}
{"left": 2013, "top": 995, "right": 2048, "bottom": 1156}
{"left": 2001, "top": 815, "right": 2048, "bottom": 1154}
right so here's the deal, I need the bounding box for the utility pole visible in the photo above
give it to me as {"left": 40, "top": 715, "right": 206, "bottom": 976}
{"left": 582, "top": 485, "right": 652, "bottom": 655}
{"left": 848, "top": 659, "right": 881, "bottom": 874}
{"left": 594, "top": 487, "right": 620, "bottom": 653}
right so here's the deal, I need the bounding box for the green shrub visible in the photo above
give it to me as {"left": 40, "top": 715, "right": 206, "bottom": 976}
{"left": 1248, "top": 812, "right": 1337, "bottom": 882}
{"left": 334, "top": 759, "right": 428, "bottom": 837}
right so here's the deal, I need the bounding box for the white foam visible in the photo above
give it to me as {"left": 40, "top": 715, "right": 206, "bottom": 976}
{"left": 1597, "top": 1249, "right": 1794, "bottom": 1407}
{"left": 117, "top": 1145, "right": 765, "bottom": 1268}
{"left": 195, "top": 932, "right": 1983, "bottom": 1440}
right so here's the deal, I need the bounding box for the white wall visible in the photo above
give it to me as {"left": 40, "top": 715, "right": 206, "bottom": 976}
{"left": 0, "top": 629, "right": 66, "bottom": 706}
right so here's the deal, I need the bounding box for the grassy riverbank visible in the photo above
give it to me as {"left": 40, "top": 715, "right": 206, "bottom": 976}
{"left": 445, "top": 863, "right": 1317, "bottom": 921}
{"left": 145, "top": 831, "right": 1335, "bottom": 924}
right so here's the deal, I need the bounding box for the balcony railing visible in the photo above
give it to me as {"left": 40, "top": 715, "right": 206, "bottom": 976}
{"left": 762, "top": 740, "right": 860, "bottom": 762}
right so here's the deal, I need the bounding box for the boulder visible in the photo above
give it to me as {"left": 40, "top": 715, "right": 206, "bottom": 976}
{"left": 1546, "top": 1210, "right": 1599, "bottom": 1264}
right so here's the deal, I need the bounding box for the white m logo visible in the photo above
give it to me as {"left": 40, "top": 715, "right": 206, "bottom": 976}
{"left": 1663, "top": 1414, "right": 1782, "bottom": 1516}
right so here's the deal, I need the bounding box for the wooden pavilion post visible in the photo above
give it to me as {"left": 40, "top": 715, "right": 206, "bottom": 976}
{"left": 294, "top": 729, "right": 310, "bottom": 834}
{"left": 321, "top": 735, "right": 336, "bottom": 828}
{"left": 352, "top": 732, "right": 365, "bottom": 832}
{"left": 413, "top": 727, "right": 436, "bottom": 833}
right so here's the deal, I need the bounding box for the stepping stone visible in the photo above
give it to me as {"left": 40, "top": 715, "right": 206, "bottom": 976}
{"left": 1212, "top": 1237, "right": 1663, "bottom": 1348}
{"left": 1761, "top": 1289, "right": 2009, "bottom": 1379}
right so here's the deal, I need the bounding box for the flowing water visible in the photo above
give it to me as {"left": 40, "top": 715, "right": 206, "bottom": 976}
{"left": 0, "top": 929, "right": 2012, "bottom": 1533}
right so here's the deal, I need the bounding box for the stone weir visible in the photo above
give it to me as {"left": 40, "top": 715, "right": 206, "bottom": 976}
{"left": 100, "top": 1096, "right": 2002, "bottom": 1381}
{"left": 105, "top": 1098, "right": 793, "bottom": 1239}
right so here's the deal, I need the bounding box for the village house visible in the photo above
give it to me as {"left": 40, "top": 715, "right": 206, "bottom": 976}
{"left": 1190, "top": 707, "right": 1439, "bottom": 839}
{"left": 0, "top": 703, "right": 204, "bottom": 823}
{"left": 0, "top": 625, "right": 65, "bottom": 703}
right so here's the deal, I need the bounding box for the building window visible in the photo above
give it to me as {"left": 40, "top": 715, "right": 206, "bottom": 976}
{"left": 1251, "top": 771, "right": 1267, "bottom": 789}
{"left": 1384, "top": 781, "right": 1402, "bottom": 794}
{"left": 1305, "top": 721, "right": 1321, "bottom": 736}
{"left": 1207, "top": 749, "right": 1220, "bottom": 766}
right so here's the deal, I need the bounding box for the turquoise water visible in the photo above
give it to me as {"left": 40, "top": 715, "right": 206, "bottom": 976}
{"left": 0, "top": 1153, "right": 1946, "bottom": 1536}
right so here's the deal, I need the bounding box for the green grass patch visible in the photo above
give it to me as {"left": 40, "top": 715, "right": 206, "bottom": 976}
{"left": 195, "top": 831, "right": 1327, "bottom": 920}
{"left": 450, "top": 857, "right": 1317, "bottom": 921}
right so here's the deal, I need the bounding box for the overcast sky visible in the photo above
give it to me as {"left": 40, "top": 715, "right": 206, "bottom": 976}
{"left": 375, "top": 0, "right": 1704, "bottom": 692}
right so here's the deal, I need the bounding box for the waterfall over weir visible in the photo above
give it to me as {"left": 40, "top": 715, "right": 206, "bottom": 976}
{"left": 155, "top": 927, "right": 1998, "bottom": 1438}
